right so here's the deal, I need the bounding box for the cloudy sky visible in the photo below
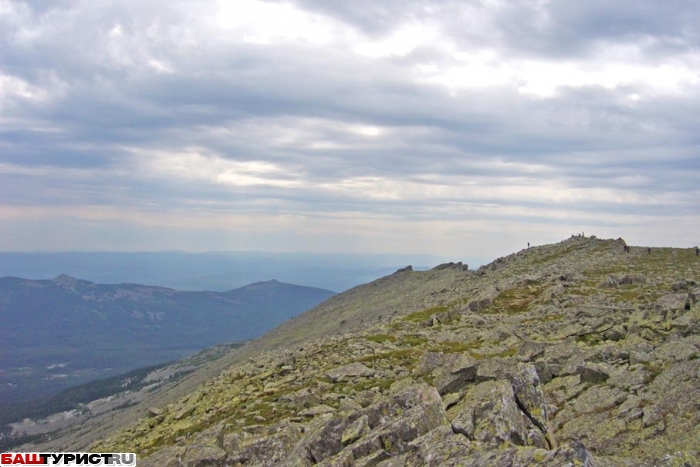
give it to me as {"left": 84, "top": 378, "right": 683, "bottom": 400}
{"left": 1, "top": 0, "right": 698, "bottom": 261}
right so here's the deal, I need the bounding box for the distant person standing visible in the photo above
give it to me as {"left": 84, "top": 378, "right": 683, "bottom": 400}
{"left": 696, "top": 246, "right": 699, "bottom": 256}
{"left": 528, "top": 242, "right": 530, "bottom": 249}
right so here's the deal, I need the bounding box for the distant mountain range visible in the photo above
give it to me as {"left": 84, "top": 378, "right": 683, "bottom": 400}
{"left": 0, "top": 251, "right": 465, "bottom": 292}
{"left": 0, "top": 275, "right": 335, "bottom": 403}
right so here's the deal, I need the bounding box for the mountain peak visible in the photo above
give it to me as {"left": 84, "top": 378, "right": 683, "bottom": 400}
{"left": 52, "top": 274, "right": 81, "bottom": 285}
{"left": 230, "top": 279, "right": 283, "bottom": 292}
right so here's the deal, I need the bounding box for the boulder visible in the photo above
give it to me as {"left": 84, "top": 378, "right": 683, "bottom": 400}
{"left": 653, "top": 293, "right": 689, "bottom": 320}
{"left": 341, "top": 415, "right": 370, "bottom": 446}
{"left": 434, "top": 353, "right": 479, "bottom": 395}
{"left": 450, "top": 379, "right": 547, "bottom": 449}
{"left": 327, "top": 363, "right": 376, "bottom": 382}
{"left": 475, "top": 358, "right": 514, "bottom": 383}
{"left": 509, "top": 364, "right": 551, "bottom": 445}
{"left": 671, "top": 279, "right": 696, "bottom": 291}
{"left": 299, "top": 404, "right": 336, "bottom": 417}
{"left": 465, "top": 286, "right": 499, "bottom": 312}
{"left": 283, "top": 384, "right": 448, "bottom": 466}
{"left": 517, "top": 341, "right": 546, "bottom": 362}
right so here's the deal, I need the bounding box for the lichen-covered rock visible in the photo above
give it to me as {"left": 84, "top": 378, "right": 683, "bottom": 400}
{"left": 285, "top": 384, "right": 449, "bottom": 466}
{"left": 299, "top": 404, "right": 336, "bottom": 417}
{"left": 653, "top": 293, "right": 688, "bottom": 320}
{"left": 653, "top": 338, "right": 699, "bottom": 362}
{"left": 465, "top": 286, "right": 499, "bottom": 312}
{"left": 413, "top": 352, "right": 453, "bottom": 375}
{"left": 326, "top": 363, "right": 375, "bottom": 382}
{"left": 475, "top": 358, "right": 514, "bottom": 382}
{"left": 509, "top": 364, "right": 553, "bottom": 446}
{"left": 578, "top": 363, "right": 611, "bottom": 384}
{"left": 434, "top": 353, "right": 479, "bottom": 395}
{"left": 341, "top": 415, "right": 369, "bottom": 446}
{"left": 450, "top": 379, "right": 546, "bottom": 448}
{"left": 517, "top": 341, "right": 546, "bottom": 362}
{"left": 280, "top": 387, "right": 322, "bottom": 409}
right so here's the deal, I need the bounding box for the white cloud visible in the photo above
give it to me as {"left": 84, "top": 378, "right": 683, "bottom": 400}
{"left": 0, "top": 0, "right": 698, "bottom": 255}
{"left": 129, "top": 148, "right": 303, "bottom": 188}
{"left": 353, "top": 22, "right": 438, "bottom": 58}
{"left": 214, "top": 0, "right": 338, "bottom": 45}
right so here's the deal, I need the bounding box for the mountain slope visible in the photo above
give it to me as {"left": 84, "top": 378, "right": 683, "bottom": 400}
{"left": 0, "top": 277, "right": 335, "bottom": 403}
{"left": 17, "top": 236, "right": 700, "bottom": 465}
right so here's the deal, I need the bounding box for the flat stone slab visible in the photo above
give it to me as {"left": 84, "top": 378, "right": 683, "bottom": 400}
{"left": 327, "top": 362, "right": 376, "bottom": 382}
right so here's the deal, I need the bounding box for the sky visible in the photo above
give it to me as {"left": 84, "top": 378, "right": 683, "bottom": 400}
{"left": 1, "top": 0, "right": 699, "bottom": 262}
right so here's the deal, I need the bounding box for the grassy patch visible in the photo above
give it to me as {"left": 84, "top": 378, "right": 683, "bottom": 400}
{"left": 489, "top": 285, "right": 544, "bottom": 314}
{"left": 400, "top": 335, "right": 429, "bottom": 347}
{"left": 366, "top": 334, "right": 397, "bottom": 344}
{"left": 402, "top": 305, "right": 451, "bottom": 323}
{"left": 575, "top": 334, "right": 601, "bottom": 345}
{"left": 430, "top": 340, "right": 482, "bottom": 354}
{"left": 356, "top": 348, "right": 421, "bottom": 370}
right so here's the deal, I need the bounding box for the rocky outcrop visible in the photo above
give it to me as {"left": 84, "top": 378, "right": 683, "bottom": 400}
{"left": 431, "top": 262, "right": 468, "bottom": 271}
{"left": 85, "top": 237, "right": 700, "bottom": 466}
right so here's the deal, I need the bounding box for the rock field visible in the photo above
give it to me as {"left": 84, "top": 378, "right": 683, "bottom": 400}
{"left": 92, "top": 236, "right": 700, "bottom": 466}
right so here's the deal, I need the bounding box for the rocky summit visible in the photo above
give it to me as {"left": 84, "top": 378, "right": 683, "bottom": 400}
{"left": 90, "top": 236, "right": 700, "bottom": 466}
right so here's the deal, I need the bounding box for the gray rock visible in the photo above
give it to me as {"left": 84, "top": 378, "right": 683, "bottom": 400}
{"left": 517, "top": 341, "right": 546, "bottom": 362}
{"left": 542, "top": 343, "right": 581, "bottom": 376}
{"left": 338, "top": 398, "right": 363, "bottom": 413}
{"left": 341, "top": 415, "right": 369, "bottom": 446}
{"left": 653, "top": 339, "right": 699, "bottom": 362}
{"left": 654, "top": 293, "right": 688, "bottom": 320}
{"left": 466, "top": 286, "right": 499, "bottom": 312}
{"left": 671, "top": 279, "right": 696, "bottom": 292}
{"left": 619, "top": 274, "right": 646, "bottom": 286}
{"left": 327, "top": 363, "right": 376, "bottom": 382}
{"left": 280, "top": 387, "right": 322, "bottom": 409}
{"left": 231, "top": 427, "right": 302, "bottom": 466}
{"left": 299, "top": 404, "right": 336, "bottom": 417}
{"left": 432, "top": 262, "right": 468, "bottom": 271}
{"left": 475, "top": 358, "right": 514, "bottom": 382}
{"left": 350, "top": 397, "right": 448, "bottom": 459}
{"left": 509, "top": 364, "right": 552, "bottom": 446}
{"left": 533, "top": 360, "right": 553, "bottom": 384}
{"left": 451, "top": 379, "right": 546, "bottom": 448}
{"left": 578, "top": 364, "right": 611, "bottom": 384}
{"left": 442, "top": 392, "right": 461, "bottom": 410}
{"left": 434, "top": 308, "right": 461, "bottom": 324}
{"left": 434, "top": 353, "right": 479, "bottom": 395}
{"left": 688, "top": 286, "right": 700, "bottom": 307}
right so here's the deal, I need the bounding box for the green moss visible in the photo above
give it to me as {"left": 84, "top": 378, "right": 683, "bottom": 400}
{"left": 356, "top": 348, "right": 421, "bottom": 371}
{"left": 488, "top": 285, "right": 545, "bottom": 314}
{"left": 351, "top": 377, "right": 394, "bottom": 393}
{"left": 366, "top": 334, "right": 397, "bottom": 343}
{"left": 576, "top": 334, "right": 601, "bottom": 345}
{"left": 430, "top": 340, "right": 482, "bottom": 354}
{"left": 401, "top": 335, "right": 429, "bottom": 346}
